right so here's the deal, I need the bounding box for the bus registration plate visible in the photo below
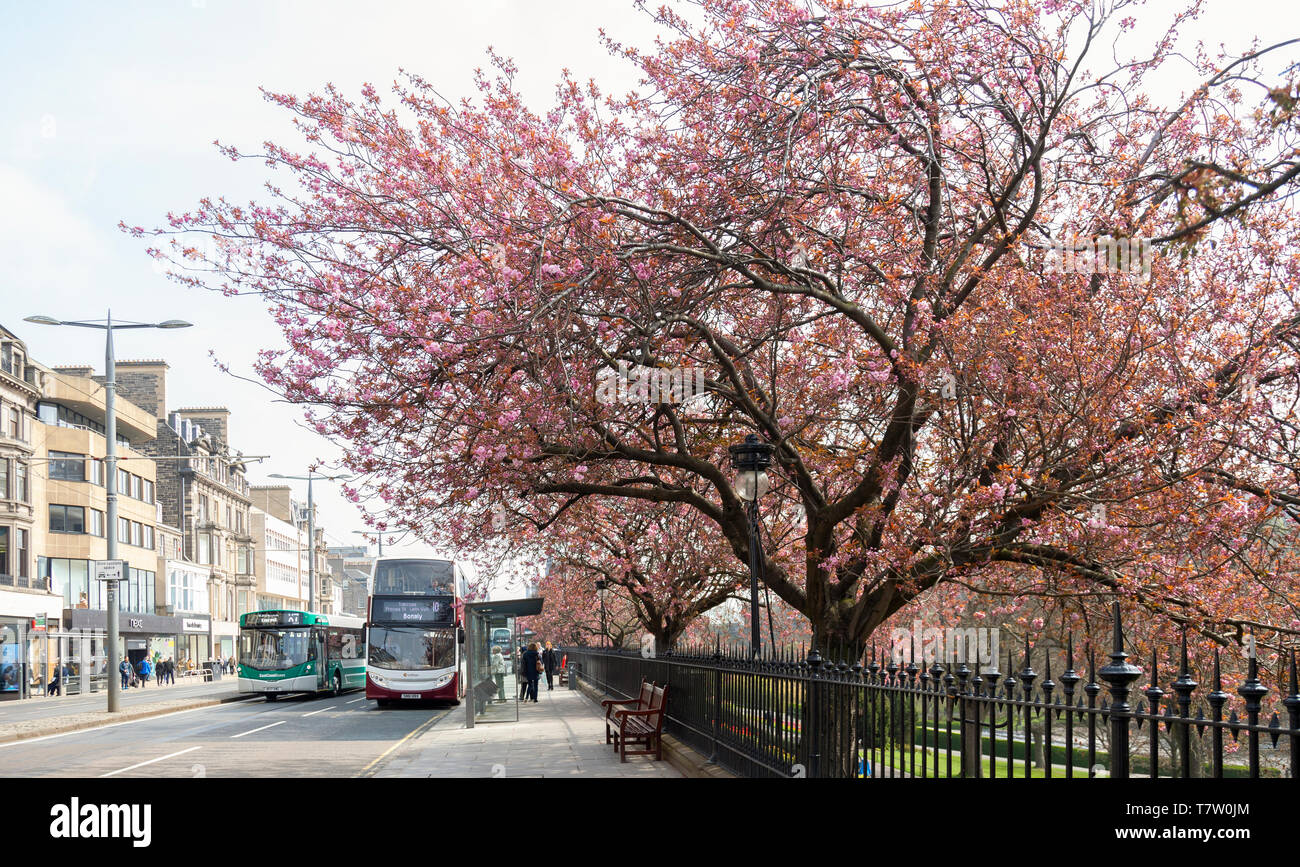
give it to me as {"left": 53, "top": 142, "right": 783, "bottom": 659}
{"left": 400, "top": 693, "right": 421, "bottom": 699}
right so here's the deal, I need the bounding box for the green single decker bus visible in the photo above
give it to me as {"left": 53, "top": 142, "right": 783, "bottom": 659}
{"left": 238, "top": 610, "right": 367, "bottom": 700}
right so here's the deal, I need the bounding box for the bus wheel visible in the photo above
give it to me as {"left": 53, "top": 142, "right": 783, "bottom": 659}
{"left": 332, "top": 672, "right": 342, "bottom": 697}
{"left": 377, "top": 699, "right": 391, "bottom": 708}
{"left": 265, "top": 693, "right": 278, "bottom": 702}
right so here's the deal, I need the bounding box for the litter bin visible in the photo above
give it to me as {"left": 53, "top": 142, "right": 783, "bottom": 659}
{"left": 566, "top": 663, "right": 578, "bottom": 690}
{"left": 210, "top": 661, "right": 221, "bottom": 682}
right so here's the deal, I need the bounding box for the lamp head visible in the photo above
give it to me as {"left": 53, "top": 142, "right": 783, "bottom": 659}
{"left": 157, "top": 320, "right": 193, "bottom": 329}
{"left": 729, "top": 433, "right": 775, "bottom": 502}
{"left": 23, "top": 315, "right": 62, "bottom": 326}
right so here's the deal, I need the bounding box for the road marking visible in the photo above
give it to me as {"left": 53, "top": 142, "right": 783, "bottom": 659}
{"left": 345, "top": 697, "right": 366, "bottom": 704}
{"left": 231, "top": 720, "right": 286, "bottom": 738}
{"left": 302, "top": 706, "right": 336, "bottom": 717}
{"left": 356, "top": 709, "right": 449, "bottom": 778}
{"left": 100, "top": 746, "right": 202, "bottom": 778}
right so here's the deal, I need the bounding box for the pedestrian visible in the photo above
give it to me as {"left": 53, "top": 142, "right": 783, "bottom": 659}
{"left": 517, "top": 645, "right": 529, "bottom": 700}
{"left": 522, "top": 642, "right": 541, "bottom": 703}
{"left": 490, "top": 646, "right": 507, "bottom": 702}
{"left": 119, "top": 658, "right": 131, "bottom": 690}
{"left": 542, "top": 642, "right": 558, "bottom": 691}
{"left": 46, "top": 666, "right": 61, "bottom": 697}
{"left": 139, "top": 657, "right": 151, "bottom": 687}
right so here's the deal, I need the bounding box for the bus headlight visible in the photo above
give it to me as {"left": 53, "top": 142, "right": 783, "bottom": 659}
{"left": 431, "top": 674, "right": 453, "bottom": 689}
{"left": 370, "top": 673, "right": 386, "bottom": 686}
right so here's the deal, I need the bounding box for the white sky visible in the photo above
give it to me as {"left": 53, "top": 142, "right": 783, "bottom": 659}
{"left": 0, "top": 0, "right": 1291, "bottom": 593}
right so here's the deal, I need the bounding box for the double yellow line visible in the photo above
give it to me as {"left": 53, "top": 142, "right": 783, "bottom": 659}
{"left": 356, "top": 708, "right": 450, "bottom": 777}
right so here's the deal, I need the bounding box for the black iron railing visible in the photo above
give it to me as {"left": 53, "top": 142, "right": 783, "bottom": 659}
{"left": 563, "top": 606, "right": 1300, "bottom": 779}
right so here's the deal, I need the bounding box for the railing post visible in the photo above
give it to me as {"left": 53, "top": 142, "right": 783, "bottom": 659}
{"left": 807, "top": 647, "right": 822, "bottom": 779}
{"left": 1237, "top": 637, "right": 1269, "bottom": 780}
{"left": 1170, "top": 630, "right": 1198, "bottom": 778}
{"left": 1097, "top": 602, "right": 1142, "bottom": 779}
{"left": 1283, "top": 651, "right": 1300, "bottom": 780}
{"left": 956, "top": 663, "right": 979, "bottom": 778}
{"left": 1060, "top": 635, "right": 1080, "bottom": 779}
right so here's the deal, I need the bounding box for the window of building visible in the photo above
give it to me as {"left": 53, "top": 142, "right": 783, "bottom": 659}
{"left": 142, "top": 525, "right": 154, "bottom": 550}
{"left": 15, "top": 462, "right": 27, "bottom": 502}
{"left": 15, "top": 529, "right": 27, "bottom": 579}
{"left": 226, "top": 504, "right": 232, "bottom": 528}
{"left": 131, "top": 521, "right": 142, "bottom": 548}
{"left": 49, "top": 451, "right": 85, "bottom": 482}
{"left": 142, "top": 479, "right": 154, "bottom": 503}
{"left": 49, "top": 504, "right": 86, "bottom": 534}
{"left": 130, "top": 474, "right": 142, "bottom": 500}
{"left": 118, "top": 517, "right": 130, "bottom": 544}
{"left": 0, "top": 526, "right": 8, "bottom": 577}
{"left": 88, "top": 509, "right": 104, "bottom": 537}
{"left": 197, "top": 532, "right": 212, "bottom": 565}
{"left": 8, "top": 408, "right": 20, "bottom": 440}
{"left": 117, "top": 468, "right": 129, "bottom": 495}
{"left": 198, "top": 495, "right": 209, "bottom": 524}
{"left": 89, "top": 458, "right": 104, "bottom": 486}
{"left": 0, "top": 459, "right": 7, "bottom": 499}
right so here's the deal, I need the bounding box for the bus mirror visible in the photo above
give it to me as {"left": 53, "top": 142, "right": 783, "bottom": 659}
{"left": 458, "top": 627, "right": 465, "bottom": 645}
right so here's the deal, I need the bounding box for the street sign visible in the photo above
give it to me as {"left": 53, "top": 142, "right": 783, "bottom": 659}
{"left": 31, "top": 613, "right": 46, "bottom": 633}
{"left": 93, "top": 560, "right": 126, "bottom": 582}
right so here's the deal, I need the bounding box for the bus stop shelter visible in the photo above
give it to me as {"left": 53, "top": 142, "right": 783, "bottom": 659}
{"left": 463, "top": 597, "right": 544, "bottom": 728}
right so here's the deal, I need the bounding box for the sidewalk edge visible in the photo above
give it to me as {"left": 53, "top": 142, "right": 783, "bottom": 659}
{"left": 0, "top": 693, "right": 250, "bottom": 745}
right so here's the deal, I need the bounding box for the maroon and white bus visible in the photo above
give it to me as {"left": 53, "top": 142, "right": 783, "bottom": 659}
{"left": 365, "top": 557, "right": 467, "bottom": 706}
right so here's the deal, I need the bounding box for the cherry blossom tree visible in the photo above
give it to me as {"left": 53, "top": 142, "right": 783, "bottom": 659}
{"left": 137, "top": 0, "right": 1300, "bottom": 666}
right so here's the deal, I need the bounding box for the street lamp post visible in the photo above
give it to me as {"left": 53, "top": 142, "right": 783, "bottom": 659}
{"left": 268, "top": 472, "right": 352, "bottom": 612}
{"left": 594, "top": 579, "right": 609, "bottom": 647}
{"left": 352, "top": 529, "right": 390, "bottom": 557}
{"left": 729, "top": 433, "right": 774, "bottom": 658}
{"left": 24, "top": 311, "right": 192, "bottom": 713}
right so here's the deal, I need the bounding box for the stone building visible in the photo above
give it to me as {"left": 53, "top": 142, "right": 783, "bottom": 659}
{"left": 326, "top": 545, "right": 372, "bottom": 617}
{"left": 249, "top": 485, "right": 333, "bottom": 614}
{"left": 109, "top": 361, "right": 253, "bottom": 661}
{"left": 0, "top": 326, "right": 59, "bottom": 699}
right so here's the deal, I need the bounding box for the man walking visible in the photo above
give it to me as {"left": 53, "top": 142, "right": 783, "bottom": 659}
{"left": 119, "top": 658, "right": 131, "bottom": 690}
{"left": 542, "top": 642, "right": 558, "bottom": 691}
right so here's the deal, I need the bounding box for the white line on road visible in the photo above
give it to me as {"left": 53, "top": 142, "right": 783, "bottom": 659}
{"left": 231, "top": 720, "right": 285, "bottom": 738}
{"left": 345, "top": 697, "right": 366, "bottom": 704}
{"left": 100, "top": 746, "right": 202, "bottom": 778}
{"left": 302, "top": 706, "right": 336, "bottom": 717}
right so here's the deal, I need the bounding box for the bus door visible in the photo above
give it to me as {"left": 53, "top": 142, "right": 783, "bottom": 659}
{"left": 313, "top": 629, "right": 327, "bottom": 689}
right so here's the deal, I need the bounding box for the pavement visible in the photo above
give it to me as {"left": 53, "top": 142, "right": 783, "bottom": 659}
{"left": 369, "top": 683, "right": 683, "bottom": 778}
{"left": 0, "top": 674, "right": 241, "bottom": 729}
{"left": 0, "top": 679, "right": 684, "bottom": 778}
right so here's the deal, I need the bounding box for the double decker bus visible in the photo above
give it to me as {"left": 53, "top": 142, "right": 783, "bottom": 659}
{"left": 237, "top": 610, "right": 367, "bottom": 701}
{"left": 366, "top": 557, "right": 466, "bottom": 706}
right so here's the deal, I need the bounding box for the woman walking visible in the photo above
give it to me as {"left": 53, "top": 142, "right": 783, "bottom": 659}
{"left": 522, "top": 642, "right": 541, "bottom": 703}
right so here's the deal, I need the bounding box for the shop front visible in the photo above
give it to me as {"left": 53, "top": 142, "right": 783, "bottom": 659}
{"left": 63, "top": 609, "right": 210, "bottom": 674}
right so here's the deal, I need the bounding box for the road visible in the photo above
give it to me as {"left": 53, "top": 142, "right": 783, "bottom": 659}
{"left": 0, "top": 691, "right": 453, "bottom": 777}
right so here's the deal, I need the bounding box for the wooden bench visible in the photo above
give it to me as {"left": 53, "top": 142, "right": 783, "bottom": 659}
{"left": 608, "top": 683, "right": 669, "bottom": 763}
{"left": 603, "top": 681, "right": 655, "bottom": 745}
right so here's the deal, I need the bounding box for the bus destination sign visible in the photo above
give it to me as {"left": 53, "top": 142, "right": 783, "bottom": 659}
{"left": 243, "top": 611, "right": 304, "bottom": 628}
{"left": 371, "top": 596, "right": 455, "bottom": 627}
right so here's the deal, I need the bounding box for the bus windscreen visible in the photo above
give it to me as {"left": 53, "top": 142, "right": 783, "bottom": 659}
{"left": 373, "top": 559, "right": 455, "bottom": 595}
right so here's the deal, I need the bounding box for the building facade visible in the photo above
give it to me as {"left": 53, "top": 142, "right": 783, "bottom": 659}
{"left": 111, "top": 360, "right": 253, "bottom": 662}
{"left": 0, "top": 326, "right": 56, "bottom": 699}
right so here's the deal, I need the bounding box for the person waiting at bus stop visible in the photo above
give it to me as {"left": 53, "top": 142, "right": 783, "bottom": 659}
{"left": 490, "top": 646, "right": 507, "bottom": 701}
{"left": 522, "top": 642, "right": 541, "bottom": 703}
{"left": 542, "top": 642, "right": 558, "bottom": 691}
